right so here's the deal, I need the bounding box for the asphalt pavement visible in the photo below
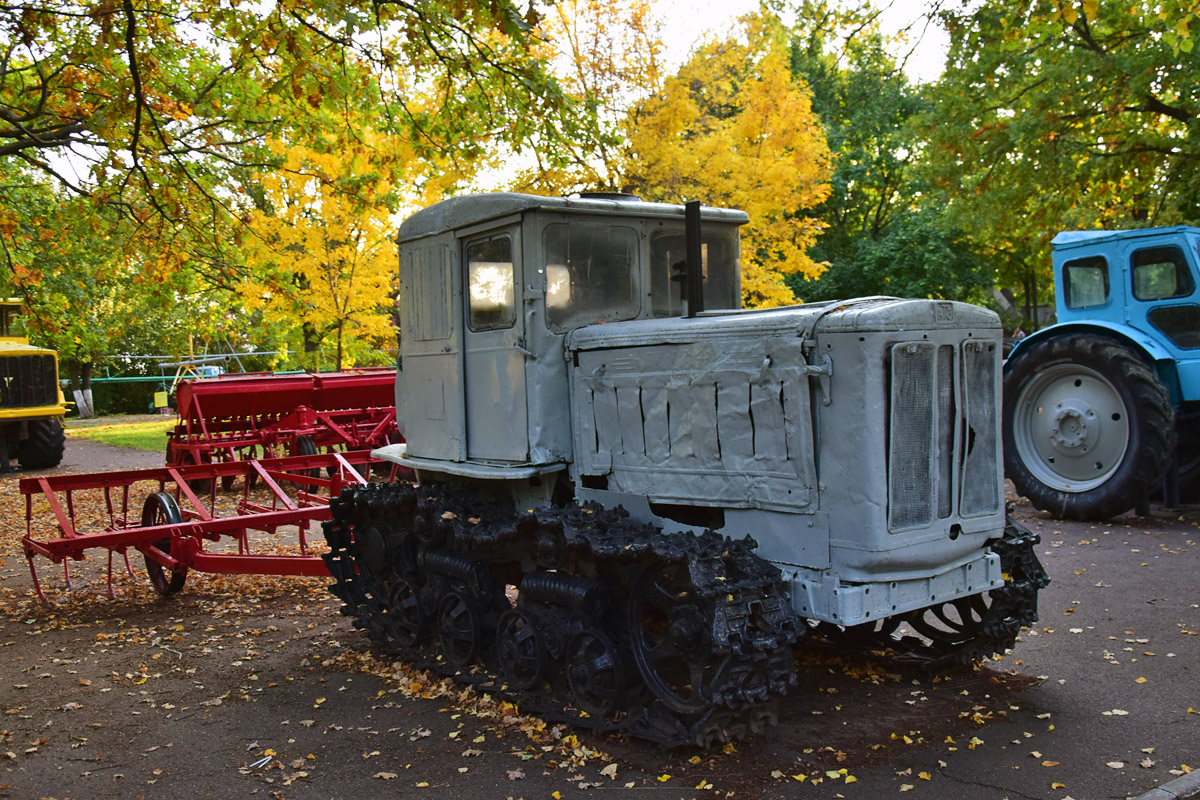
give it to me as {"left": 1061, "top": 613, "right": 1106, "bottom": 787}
{"left": 3, "top": 436, "right": 1196, "bottom": 800}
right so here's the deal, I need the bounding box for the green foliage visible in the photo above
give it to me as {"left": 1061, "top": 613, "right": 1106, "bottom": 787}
{"left": 921, "top": 0, "right": 1200, "bottom": 301}
{"left": 1, "top": 0, "right": 583, "bottom": 376}
{"left": 795, "top": 209, "right": 994, "bottom": 302}
{"left": 786, "top": 1, "right": 995, "bottom": 305}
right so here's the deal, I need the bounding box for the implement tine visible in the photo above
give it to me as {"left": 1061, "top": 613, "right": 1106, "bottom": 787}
{"left": 106, "top": 551, "right": 117, "bottom": 599}
{"left": 27, "top": 554, "right": 50, "bottom": 606}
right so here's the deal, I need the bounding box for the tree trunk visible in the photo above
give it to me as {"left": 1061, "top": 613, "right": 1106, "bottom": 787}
{"left": 335, "top": 322, "right": 344, "bottom": 372}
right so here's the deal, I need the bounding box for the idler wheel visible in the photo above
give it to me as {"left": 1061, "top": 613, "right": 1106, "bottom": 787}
{"left": 383, "top": 574, "right": 426, "bottom": 648}
{"left": 628, "top": 561, "right": 721, "bottom": 715}
{"left": 496, "top": 609, "right": 548, "bottom": 690}
{"left": 904, "top": 595, "right": 990, "bottom": 647}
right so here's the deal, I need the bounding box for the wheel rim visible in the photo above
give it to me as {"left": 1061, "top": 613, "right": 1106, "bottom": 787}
{"left": 436, "top": 592, "right": 481, "bottom": 667}
{"left": 628, "top": 562, "right": 718, "bottom": 715}
{"left": 1012, "top": 363, "right": 1131, "bottom": 492}
{"left": 566, "top": 629, "right": 623, "bottom": 718}
{"left": 292, "top": 435, "right": 321, "bottom": 479}
{"left": 496, "top": 610, "right": 548, "bottom": 690}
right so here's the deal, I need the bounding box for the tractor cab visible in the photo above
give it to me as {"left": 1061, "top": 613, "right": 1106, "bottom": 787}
{"left": 378, "top": 193, "right": 746, "bottom": 489}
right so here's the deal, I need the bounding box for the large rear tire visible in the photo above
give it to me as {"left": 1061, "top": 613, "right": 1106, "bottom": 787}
{"left": 1003, "top": 335, "right": 1175, "bottom": 520}
{"left": 17, "top": 418, "right": 65, "bottom": 469}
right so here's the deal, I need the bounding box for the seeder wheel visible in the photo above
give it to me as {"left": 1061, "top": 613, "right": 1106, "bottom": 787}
{"left": 140, "top": 492, "right": 187, "bottom": 596}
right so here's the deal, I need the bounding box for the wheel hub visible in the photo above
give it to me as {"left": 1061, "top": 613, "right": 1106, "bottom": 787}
{"left": 1050, "top": 403, "right": 1094, "bottom": 451}
{"left": 667, "top": 612, "right": 705, "bottom": 654}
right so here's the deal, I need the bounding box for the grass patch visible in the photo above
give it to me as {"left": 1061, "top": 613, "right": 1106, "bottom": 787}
{"left": 67, "top": 419, "right": 173, "bottom": 452}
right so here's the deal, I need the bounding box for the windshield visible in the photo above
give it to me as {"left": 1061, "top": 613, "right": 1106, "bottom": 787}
{"left": 543, "top": 221, "right": 640, "bottom": 331}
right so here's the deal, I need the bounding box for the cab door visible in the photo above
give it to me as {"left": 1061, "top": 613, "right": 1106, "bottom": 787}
{"left": 462, "top": 225, "right": 530, "bottom": 461}
{"left": 1125, "top": 238, "right": 1200, "bottom": 401}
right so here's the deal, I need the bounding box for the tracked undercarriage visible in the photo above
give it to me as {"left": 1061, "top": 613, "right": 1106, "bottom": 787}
{"left": 323, "top": 482, "right": 1047, "bottom": 747}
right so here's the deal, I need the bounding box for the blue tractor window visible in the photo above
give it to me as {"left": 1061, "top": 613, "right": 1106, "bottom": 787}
{"left": 1062, "top": 256, "right": 1109, "bottom": 309}
{"left": 1132, "top": 246, "right": 1195, "bottom": 301}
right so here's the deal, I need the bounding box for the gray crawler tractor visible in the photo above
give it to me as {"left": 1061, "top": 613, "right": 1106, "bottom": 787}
{"left": 322, "top": 193, "right": 1047, "bottom": 747}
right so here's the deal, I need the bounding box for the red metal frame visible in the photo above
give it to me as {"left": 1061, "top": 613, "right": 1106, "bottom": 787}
{"left": 165, "top": 369, "right": 399, "bottom": 473}
{"left": 20, "top": 450, "right": 387, "bottom": 604}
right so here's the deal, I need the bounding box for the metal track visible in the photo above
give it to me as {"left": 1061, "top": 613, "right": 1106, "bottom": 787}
{"left": 321, "top": 482, "right": 799, "bottom": 748}
{"left": 322, "top": 484, "right": 1047, "bottom": 746}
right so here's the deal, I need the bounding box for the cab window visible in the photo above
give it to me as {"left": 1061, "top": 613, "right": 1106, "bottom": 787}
{"left": 1062, "top": 256, "right": 1109, "bottom": 309}
{"left": 467, "top": 236, "right": 515, "bottom": 331}
{"left": 1132, "top": 245, "right": 1195, "bottom": 301}
{"left": 543, "top": 222, "right": 639, "bottom": 331}
{"left": 650, "top": 229, "right": 739, "bottom": 316}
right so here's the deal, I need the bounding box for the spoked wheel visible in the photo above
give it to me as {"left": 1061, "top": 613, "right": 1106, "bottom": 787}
{"left": 140, "top": 492, "right": 187, "bottom": 596}
{"left": 178, "top": 451, "right": 214, "bottom": 494}
{"left": 903, "top": 595, "right": 990, "bottom": 648}
{"left": 566, "top": 628, "right": 624, "bottom": 718}
{"left": 628, "top": 561, "right": 721, "bottom": 715}
{"left": 437, "top": 591, "right": 482, "bottom": 667}
{"left": 496, "top": 609, "right": 549, "bottom": 691}
{"left": 381, "top": 573, "right": 426, "bottom": 648}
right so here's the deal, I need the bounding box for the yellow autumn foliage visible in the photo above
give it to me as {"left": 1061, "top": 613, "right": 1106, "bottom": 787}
{"left": 627, "top": 14, "right": 832, "bottom": 308}
{"left": 241, "top": 139, "right": 398, "bottom": 370}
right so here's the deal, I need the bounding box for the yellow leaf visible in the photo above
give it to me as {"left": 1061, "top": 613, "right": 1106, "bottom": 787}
{"left": 1052, "top": 782, "right": 1066, "bottom": 789}
{"left": 657, "top": 774, "right": 671, "bottom": 783}
{"left": 919, "top": 771, "right": 932, "bottom": 780}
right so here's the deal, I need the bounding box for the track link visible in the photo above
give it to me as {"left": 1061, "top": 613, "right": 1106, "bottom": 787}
{"left": 322, "top": 482, "right": 799, "bottom": 748}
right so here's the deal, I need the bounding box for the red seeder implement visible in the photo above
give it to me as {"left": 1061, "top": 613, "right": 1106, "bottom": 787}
{"left": 20, "top": 450, "right": 384, "bottom": 605}
{"left": 165, "top": 369, "right": 399, "bottom": 482}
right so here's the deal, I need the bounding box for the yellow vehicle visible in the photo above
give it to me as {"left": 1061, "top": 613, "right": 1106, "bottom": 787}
{"left": 0, "top": 301, "right": 67, "bottom": 469}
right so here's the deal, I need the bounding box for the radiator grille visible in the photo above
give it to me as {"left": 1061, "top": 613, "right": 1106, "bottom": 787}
{"left": 889, "top": 343, "right": 935, "bottom": 530}
{"left": 960, "top": 341, "right": 1001, "bottom": 516}
{"left": 0, "top": 355, "right": 59, "bottom": 409}
{"left": 888, "top": 339, "right": 1001, "bottom": 532}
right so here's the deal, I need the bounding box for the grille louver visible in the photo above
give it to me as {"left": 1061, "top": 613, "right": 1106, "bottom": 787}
{"left": 0, "top": 355, "right": 58, "bottom": 409}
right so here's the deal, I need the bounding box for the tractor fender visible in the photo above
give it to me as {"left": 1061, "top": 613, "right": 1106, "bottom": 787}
{"left": 1006, "top": 321, "right": 1182, "bottom": 404}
